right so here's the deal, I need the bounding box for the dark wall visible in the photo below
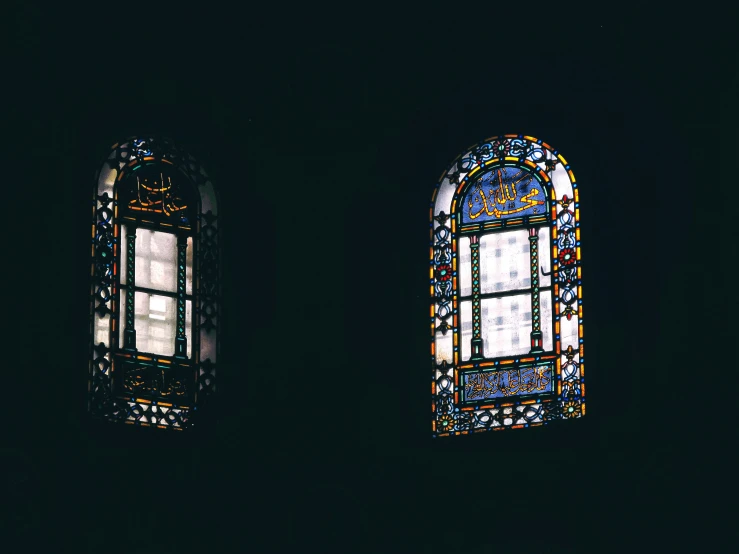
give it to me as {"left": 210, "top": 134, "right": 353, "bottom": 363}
{"left": 5, "top": 9, "right": 735, "bottom": 553}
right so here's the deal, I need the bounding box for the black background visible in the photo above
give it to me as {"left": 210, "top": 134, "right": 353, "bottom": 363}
{"left": 4, "top": 6, "right": 736, "bottom": 553}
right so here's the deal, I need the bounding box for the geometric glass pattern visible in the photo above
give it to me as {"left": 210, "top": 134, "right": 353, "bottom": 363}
{"left": 431, "top": 135, "right": 584, "bottom": 436}
{"left": 89, "top": 136, "right": 220, "bottom": 430}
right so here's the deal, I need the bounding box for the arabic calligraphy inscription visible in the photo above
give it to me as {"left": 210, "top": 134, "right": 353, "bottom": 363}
{"left": 463, "top": 365, "right": 553, "bottom": 401}
{"left": 462, "top": 167, "right": 546, "bottom": 224}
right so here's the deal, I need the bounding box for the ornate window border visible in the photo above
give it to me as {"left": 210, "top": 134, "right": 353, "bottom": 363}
{"left": 88, "top": 136, "right": 220, "bottom": 430}
{"left": 431, "top": 135, "right": 584, "bottom": 437}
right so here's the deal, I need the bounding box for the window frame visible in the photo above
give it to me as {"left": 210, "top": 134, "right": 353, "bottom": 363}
{"left": 88, "top": 136, "right": 220, "bottom": 430}
{"left": 430, "top": 135, "right": 584, "bottom": 437}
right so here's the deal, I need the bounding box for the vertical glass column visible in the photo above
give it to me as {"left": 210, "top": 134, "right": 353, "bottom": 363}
{"left": 123, "top": 225, "right": 137, "bottom": 350}
{"left": 174, "top": 234, "right": 188, "bottom": 358}
{"left": 529, "top": 227, "right": 543, "bottom": 353}
{"left": 469, "top": 235, "right": 484, "bottom": 360}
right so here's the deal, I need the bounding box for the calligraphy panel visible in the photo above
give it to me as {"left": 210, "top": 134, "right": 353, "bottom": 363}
{"left": 461, "top": 362, "right": 554, "bottom": 402}
{"left": 462, "top": 364, "right": 553, "bottom": 402}
{"left": 118, "top": 165, "right": 197, "bottom": 226}
{"left": 461, "top": 166, "right": 547, "bottom": 224}
{"left": 119, "top": 359, "right": 194, "bottom": 404}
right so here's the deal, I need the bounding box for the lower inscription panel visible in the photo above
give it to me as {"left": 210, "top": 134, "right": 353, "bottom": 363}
{"left": 461, "top": 362, "right": 553, "bottom": 402}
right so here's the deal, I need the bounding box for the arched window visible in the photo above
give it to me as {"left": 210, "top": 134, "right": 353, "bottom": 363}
{"left": 89, "top": 137, "right": 219, "bottom": 429}
{"left": 431, "top": 135, "right": 583, "bottom": 436}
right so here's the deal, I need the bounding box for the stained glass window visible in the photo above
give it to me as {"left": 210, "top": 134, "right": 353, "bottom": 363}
{"left": 89, "top": 137, "right": 219, "bottom": 430}
{"left": 431, "top": 136, "right": 584, "bottom": 436}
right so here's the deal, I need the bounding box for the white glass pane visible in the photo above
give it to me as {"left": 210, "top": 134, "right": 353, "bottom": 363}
{"left": 186, "top": 236, "right": 193, "bottom": 295}
{"left": 120, "top": 225, "right": 127, "bottom": 285}
{"left": 199, "top": 182, "right": 218, "bottom": 215}
{"left": 134, "top": 292, "right": 176, "bottom": 356}
{"left": 481, "top": 294, "right": 532, "bottom": 358}
{"left": 541, "top": 290, "right": 553, "bottom": 352}
{"left": 135, "top": 229, "right": 177, "bottom": 292}
{"left": 560, "top": 312, "right": 579, "bottom": 351}
{"left": 435, "top": 330, "right": 453, "bottom": 365}
{"left": 538, "top": 226, "right": 552, "bottom": 288}
{"left": 94, "top": 314, "right": 110, "bottom": 347}
{"left": 460, "top": 300, "right": 472, "bottom": 362}
{"left": 550, "top": 164, "right": 574, "bottom": 200}
{"left": 200, "top": 327, "right": 216, "bottom": 362}
{"left": 459, "top": 237, "right": 471, "bottom": 297}
{"left": 480, "top": 229, "right": 531, "bottom": 294}
{"left": 433, "top": 180, "right": 455, "bottom": 216}
{"left": 97, "top": 163, "right": 116, "bottom": 198}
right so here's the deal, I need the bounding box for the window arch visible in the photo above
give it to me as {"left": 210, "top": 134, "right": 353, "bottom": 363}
{"left": 89, "top": 137, "right": 220, "bottom": 430}
{"left": 431, "top": 135, "right": 584, "bottom": 437}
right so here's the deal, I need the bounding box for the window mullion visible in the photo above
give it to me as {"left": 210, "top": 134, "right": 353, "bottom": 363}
{"left": 174, "top": 234, "right": 188, "bottom": 358}
{"left": 469, "top": 234, "right": 484, "bottom": 360}
{"left": 528, "top": 227, "right": 544, "bottom": 353}
{"left": 123, "top": 225, "right": 137, "bottom": 350}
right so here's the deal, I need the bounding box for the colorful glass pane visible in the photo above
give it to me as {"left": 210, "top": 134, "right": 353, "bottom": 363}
{"left": 431, "top": 135, "right": 585, "bottom": 436}
{"left": 88, "top": 137, "right": 219, "bottom": 430}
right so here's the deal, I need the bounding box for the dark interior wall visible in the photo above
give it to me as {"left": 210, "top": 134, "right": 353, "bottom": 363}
{"left": 4, "top": 8, "right": 735, "bottom": 553}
